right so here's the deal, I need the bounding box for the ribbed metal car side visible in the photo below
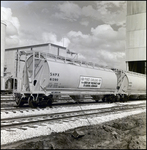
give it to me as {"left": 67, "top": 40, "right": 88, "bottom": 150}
{"left": 22, "top": 54, "right": 117, "bottom": 96}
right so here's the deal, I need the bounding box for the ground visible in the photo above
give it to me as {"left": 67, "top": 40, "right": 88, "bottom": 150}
{"left": 2, "top": 112, "right": 146, "bottom": 149}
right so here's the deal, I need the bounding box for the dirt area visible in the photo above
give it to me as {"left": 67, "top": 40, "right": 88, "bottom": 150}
{"left": 2, "top": 112, "right": 146, "bottom": 149}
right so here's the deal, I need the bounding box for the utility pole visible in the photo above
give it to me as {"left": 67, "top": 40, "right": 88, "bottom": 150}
{"left": 63, "top": 37, "right": 64, "bottom": 47}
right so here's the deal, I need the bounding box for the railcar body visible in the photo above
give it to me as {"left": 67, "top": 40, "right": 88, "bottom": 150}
{"left": 24, "top": 56, "right": 117, "bottom": 93}
{"left": 14, "top": 50, "right": 117, "bottom": 107}
{"left": 116, "top": 70, "right": 146, "bottom": 99}
{"left": 14, "top": 49, "right": 146, "bottom": 107}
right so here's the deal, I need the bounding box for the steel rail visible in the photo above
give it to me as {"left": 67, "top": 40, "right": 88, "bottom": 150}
{"left": 1, "top": 104, "right": 145, "bottom": 129}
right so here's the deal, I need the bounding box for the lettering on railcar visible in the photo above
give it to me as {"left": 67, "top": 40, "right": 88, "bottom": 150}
{"left": 48, "top": 72, "right": 60, "bottom": 88}
{"left": 50, "top": 78, "right": 58, "bottom": 81}
{"left": 49, "top": 72, "right": 60, "bottom": 82}
{"left": 50, "top": 72, "right": 59, "bottom": 77}
{"left": 79, "top": 76, "right": 102, "bottom": 88}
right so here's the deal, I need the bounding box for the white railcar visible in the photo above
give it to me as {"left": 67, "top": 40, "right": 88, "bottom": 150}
{"left": 117, "top": 71, "right": 146, "bottom": 99}
{"left": 14, "top": 49, "right": 146, "bottom": 107}
{"left": 14, "top": 50, "right": 118, "bottom": 107}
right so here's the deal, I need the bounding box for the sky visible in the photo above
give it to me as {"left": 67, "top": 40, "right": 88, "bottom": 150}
{"left": 1, "top": 1, "right": 127, "bottom": 70}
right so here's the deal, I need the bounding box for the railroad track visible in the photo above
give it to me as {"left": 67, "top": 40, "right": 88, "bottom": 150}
{"left": 1, "top": 100, "right": 146, "bottom": 117}
{"left": 1, "top": 95, "right": 94, "bottom": 108}
{"left": 1, "top": 101, "right": 104, "bottom": 112}
{"left": 1, "top": 100, "right": 146, "bottom": 146}
{"left": 1, "top": 103, "right": 145, "bottom": 130}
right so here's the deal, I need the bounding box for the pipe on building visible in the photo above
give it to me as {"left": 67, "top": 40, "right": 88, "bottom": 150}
{"left": 1, "top": 21, "right": 7, "bottom": 90}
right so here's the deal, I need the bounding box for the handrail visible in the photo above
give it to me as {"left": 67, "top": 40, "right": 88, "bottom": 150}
{"left": 17, "top": 50, "right": 117, "bottom": 72}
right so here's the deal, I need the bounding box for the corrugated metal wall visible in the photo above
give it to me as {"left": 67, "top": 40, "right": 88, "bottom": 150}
{"left": 126, "top": 1, "right": 146, "bottom": 61}
{"left": 127, "top": 1, "right": 146, "bottom": 15}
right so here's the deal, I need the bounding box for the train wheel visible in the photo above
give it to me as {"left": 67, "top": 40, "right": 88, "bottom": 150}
{"left": 113, "top": 96, "right": 117, "bottom": 102}
{"left": 47, "top": 100, "right": 52, "bottom": 106}
{"left": 116, "top": 95, "right": 120, "bottom": 102}
{"left": 47, "top": 95, "right": 53, "bottom": 106}
{"left": 92, "top": 95, "right": 100, "bottom": 102}
{"left": 124, "top": 95, "right": 128, "bottom": 102}
{"left": 106, "top": 95, "right": 111, "bottom": 103}
{"left": 28, "top": 96, "right": 37, "bottom": 108}
{"left": 111, "top": 95, "right": 116, "bottom": 103}
{"left": 120, "top": 95, "right": 125, "bottom": 102}
{"left": 16, "top": 97, "right": 24, "bottom": 107}
{"left": 102, "top": 97, "right": 106, "bottom": 102}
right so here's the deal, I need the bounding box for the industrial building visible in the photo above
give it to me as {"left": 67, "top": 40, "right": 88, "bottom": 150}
{"left": 126, "top": 1, "right": 146, "bottom": 74}
{"left": 3, "top": 43, "right": 77, "bottom": 90}
{"left": 1, "top": 21, "right": 7, "bottom": 90}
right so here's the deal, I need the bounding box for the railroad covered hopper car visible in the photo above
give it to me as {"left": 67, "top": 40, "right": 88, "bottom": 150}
{"left": 116, "top": 71, "right": 146, "bottom": 99}
{"left": 14, "top": 48, "right": 146, "bottom": 107}
{"left": 14, "top": 50, "right": 117, "bottom": 107}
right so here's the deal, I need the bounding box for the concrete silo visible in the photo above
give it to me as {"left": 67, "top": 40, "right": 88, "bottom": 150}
{"left": 1, "top": 21, "right": 7, "bottom": 90}
{"left": 126, "top": 1, "right": 146, "bottom": 74}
